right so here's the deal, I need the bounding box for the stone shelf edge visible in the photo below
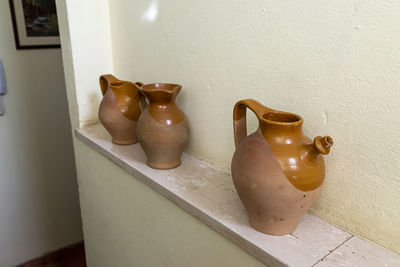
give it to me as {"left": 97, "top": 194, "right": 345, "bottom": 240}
{"left": 75, "top": 124, "right": 400, "bottom": 267}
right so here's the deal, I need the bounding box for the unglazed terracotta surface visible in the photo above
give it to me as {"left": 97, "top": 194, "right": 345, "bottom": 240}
{"left": 98, "top": 74, "right": 145, "bottom": 145}
{"left": 231, "top": 99, "right": 333, "bottom": 235}
{"left": 137, "top": 83, "right": 189, "bottom": 169}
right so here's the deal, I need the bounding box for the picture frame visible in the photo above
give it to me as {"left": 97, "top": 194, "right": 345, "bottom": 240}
{"left": 9, "top": 0, "right": 61, "bottom": 50}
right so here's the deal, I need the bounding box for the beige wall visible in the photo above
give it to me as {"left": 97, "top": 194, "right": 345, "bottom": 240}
{"left": 56, "top": 1, "right": 268, "bottom": 265}
{"left": 58, "top": 0, "right": 400, "bottom": 260}
{"left": 107, "top": 0, "right": 400, "bottom": 253}
{"left": 74, "top": 138, "right": 264, "bottom": 267}
{"left": 56, "top": 0, "right": 114, "bottom": 129}
{"left": 0, "top": 2, "right": 82, "bottom": 266}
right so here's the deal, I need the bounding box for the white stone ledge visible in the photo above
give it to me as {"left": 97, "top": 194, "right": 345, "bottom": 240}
{"left": 75, "top": 124, "right": 400, "bottom": 267}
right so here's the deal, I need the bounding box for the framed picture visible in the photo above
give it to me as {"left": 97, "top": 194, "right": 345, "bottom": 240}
{"left": 9, "top": 0, "right": 60, "bottom": 49}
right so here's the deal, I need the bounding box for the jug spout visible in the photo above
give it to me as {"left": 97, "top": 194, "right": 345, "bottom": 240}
{"left": 99, "top": 74, "right": 119, "bottom": 96}
{"left": 140, "top": 83, "right": 182, "bottom": 103}
{"left": 313, "top": 136, "right": 334, "bottom": 154}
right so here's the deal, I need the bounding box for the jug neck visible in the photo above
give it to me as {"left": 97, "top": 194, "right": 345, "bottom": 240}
{"left": 259, "top": 111, "right": 304, "bottom": 141}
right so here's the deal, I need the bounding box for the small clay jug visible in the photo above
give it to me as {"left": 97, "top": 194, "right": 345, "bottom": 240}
{"left": 231, "top": 99, "right": 333, "bottom": 235}
{"left": 98, "top": 74, "right": 146, "bottom": 145}
{"left": 137, "top": 83, "right": 189, "bottom": 169}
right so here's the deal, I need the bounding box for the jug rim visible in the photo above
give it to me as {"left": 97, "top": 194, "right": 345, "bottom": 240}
{"left": 260, "top": 111, "right": 303, "bottom": 126}
{"left": 110, "top": 80, "right": 140, "bottom": 88}
{"left": 141, "top": 83, "right": 181, "bottom": 93}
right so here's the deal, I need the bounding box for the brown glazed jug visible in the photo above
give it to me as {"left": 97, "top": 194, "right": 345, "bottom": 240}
{"left": 231, "top": 99, "right": 333, "bottom": 235}
{"left": 137, "top": 83, "right": 189, "bottom": 169}
{"left": 98, "top": 74, "right": 146, "bottom": 145}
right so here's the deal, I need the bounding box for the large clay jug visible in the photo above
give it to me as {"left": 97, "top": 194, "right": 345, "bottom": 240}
{"left": 137, "top": 83, "right": 189, "bottom": 169}
{"left": 98, "top": 74, "right": 146, "bottom": 145}
{"left": 231, "top": 99, "right": 333, "bottom": 235}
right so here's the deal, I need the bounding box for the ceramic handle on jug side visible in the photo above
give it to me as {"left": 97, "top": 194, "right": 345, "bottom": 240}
{"left": 233, "top": 99, "right": 274, "bottom": 149}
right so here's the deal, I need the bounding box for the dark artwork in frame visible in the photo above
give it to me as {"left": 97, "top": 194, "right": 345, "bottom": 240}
{"left": 9, "top": 0, "right": 61, "bottom": 49}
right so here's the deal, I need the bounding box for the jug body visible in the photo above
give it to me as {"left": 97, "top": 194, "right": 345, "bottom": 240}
{"left": 98, "top": 74, "right": 145, "bottom": 145}
{"left": 137, "top": 83, "right": 189, "bottom": 169}
{"left": 231, "top": 99, "right": 333, "bottom": 235}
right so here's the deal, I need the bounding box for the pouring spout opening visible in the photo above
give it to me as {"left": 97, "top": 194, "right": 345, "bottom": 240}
{"left": 262, "top": 112, "right": 302, "bottom": 124}
{"left": 313, "top": 136, "right": 334, "bottom": 154}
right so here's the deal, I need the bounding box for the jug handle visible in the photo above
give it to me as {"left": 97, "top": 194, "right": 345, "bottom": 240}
{"left": 233, "top": 99, "right": 274, "bottom": 149}
{"left": 99, "top": 74, "right": 119, "bottom": 96}
{"left": 135, "top": 82, "right": 148, "bottom": 110}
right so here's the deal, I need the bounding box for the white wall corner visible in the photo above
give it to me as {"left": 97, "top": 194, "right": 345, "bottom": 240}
{"left": 56, "top": 0, "right": 114, "bottom": 128}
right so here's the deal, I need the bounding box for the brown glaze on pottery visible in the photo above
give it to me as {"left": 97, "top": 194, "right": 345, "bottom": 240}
{"left": 137, "top": 83, "right": 189, "bottom": 169}
{"left": 231, "top": 99, "right": 333, "bottom": 235}
{"left": 98, "top": 74, "right": 146, "bottom": 145}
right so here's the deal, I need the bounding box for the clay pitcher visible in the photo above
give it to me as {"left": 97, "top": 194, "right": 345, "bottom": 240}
{"left": 137, "top": 83, "right": 189, "bottom": 169}
{"left": 231, "top": 99, "right": 333, "bottom": 235}
{"left": 98, "top": 74, "right": 146, "bottom": 145}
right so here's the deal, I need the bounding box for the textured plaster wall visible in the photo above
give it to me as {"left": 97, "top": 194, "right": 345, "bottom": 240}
{"left": 0, "top": 1, "right": 82, "bottom": 266}
{"left": 74, "top": 139, "right": 264, "bottom": 267}
{"left": 57, "top": 1, "right": 267, "bottom": 265}
{"left": 56, "top": 0, "right": 115, "bottom": 264}
{"left": 58, "top": 0, "right": 400, "bottom": 259}
{"left": 107, "top": 0, "right": 400, "bottom": 254}
{"left": 56, "top": 0, "right": 114, "bottom": 128}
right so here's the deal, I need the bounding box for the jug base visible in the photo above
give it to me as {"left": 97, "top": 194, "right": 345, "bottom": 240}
{"left": 147, "top": 160, "right": 181, "bottom": 170}
{"left": 248, "top": 217, "right": 299, "bottom": 236}
{"left": 112, "top": 138, "right": 138, "bottom": 145}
